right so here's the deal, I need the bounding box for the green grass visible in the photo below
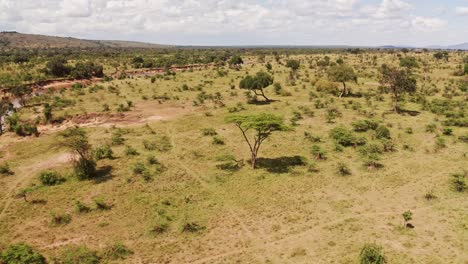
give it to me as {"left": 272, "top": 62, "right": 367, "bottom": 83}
{"left": 0, "top": 52, "right": 467, "bottom": 263}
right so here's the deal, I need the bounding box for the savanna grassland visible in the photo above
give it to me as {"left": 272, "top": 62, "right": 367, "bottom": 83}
{"left": 0, "top": 46, "right": 467, "bottom": 264}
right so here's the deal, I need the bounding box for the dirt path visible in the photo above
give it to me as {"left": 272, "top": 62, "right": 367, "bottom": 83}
{"left": 0, "top": 153, "right": 74, "bottom": 221}
{"left": 37, "top": 102, "right": 196, "bottom": 135}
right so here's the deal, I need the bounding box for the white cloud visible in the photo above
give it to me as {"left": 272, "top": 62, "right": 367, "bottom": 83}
{"left": 411, "top": 17, "right": 447, "bottom": 32}
{"left": 0, "top": 0, "right": 460, "bottom": 45}
{"left": 60, "top": 0, "right": 92, "bottom": 17}
{"left": 455, "top": 6, "right": 468, "bottom": 16}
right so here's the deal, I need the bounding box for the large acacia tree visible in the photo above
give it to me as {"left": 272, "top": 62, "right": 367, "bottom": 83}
{"left": 226, "top": 113, "right": 288, "bottom": 169}
{"left": 327, "top": 64, "right": 357, "bottom": 98}
{"left": 379, "top": 65, "right": 417, "bottom": 113}
{"left": 239, "top": 71, "right": 274, "bottom": 101}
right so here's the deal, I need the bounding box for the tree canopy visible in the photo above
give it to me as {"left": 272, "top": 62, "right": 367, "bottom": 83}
{"left": 239, "top": 71, "right": 274, "bottom": 101}
{"left": 327, "top": 64, "right": 357, "bottom": 97}
{"left": 379, "top": 65, "right": 417, "bottom": 113}
{"left": 226, "top": 113, "right": 288, "bottom": 168}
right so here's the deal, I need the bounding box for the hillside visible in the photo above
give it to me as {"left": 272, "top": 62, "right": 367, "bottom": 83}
{"left": 0, "top": 32, "right": 170, "bottom": 49}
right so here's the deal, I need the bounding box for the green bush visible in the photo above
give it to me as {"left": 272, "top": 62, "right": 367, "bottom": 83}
{"left": 57, "top": 245, "right": 99, "bottom": 264}
{"left": 75, "top": 201, "right": 91, "bottom": 213}
{"left": 93, "top": 145, "right": 113, "bottom": 160}
{"left": 352, "top": 119, "right": 379, "bottom": 132}
{"left": 359, "top": 244, "right": 386, "bottom": 264}
{"left": 311, "top": 145, "right": 327, "bottom": 160}
{"left": 330, "top": 127, "right": 366, "bottom": 147}
{"left": 101, "top": 242, "right": 133, "bottom": 260}
{"left": 212, "top": 136, "right": 225, "bottom": 145}
{"left": 201, "top": 128, "right": 217, "bottom": 136}
{"left": 0, "top": 163, "right": 14, "bottom": 176}
{"left": 452, "top": 171, "right": 466, "bottom": 192}
{"left": 38, "top": 170, "right": 64, "bottom": 186}
{"left": 125, "top": 146, "right": 139, "bottom": 156}
{"left": 142, "top": 140, "right": 157, "bottom": 151}
{"left": 0, "top": 243, "right": 46, "bottom": 264}
{"left": 375, "top": 125, "right": 391, "bottom": 139}
{"left": 74, "top": 158, "right": 96, "bottom": 180}
{"left": 50, "top": 211, "right": 72, "bottom": 226}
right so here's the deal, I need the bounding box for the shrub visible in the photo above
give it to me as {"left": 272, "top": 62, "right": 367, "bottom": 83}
{"left": 359, "top": 244, "right": 386, "bottom": 264}
{"left": 0, "top": 243, "right": 46, "bottom": 264}
{"left": 442, "top": 127, "right": 453, "bottom": 136}
{"left": 38, "top": 170, "right": 64, "bottom": 186}
{"left": 215, "top": 154, "right": 241, "bottom": 171}
{"left": 182, "top": 222, "right": 205, "bottom": 233}
{"left": 434, "top": 136, "right": 446, "bottom": 150}
{"left": 311, "top": 145, "right": 326, "bottom": 160}
{"left": 212, "top": 136, "right": 225, "bottom": 145}
{"left": 125, "top": 146, "right": 139, "bottom": 156}
{"left": 201, "top": 128, "right": 217, "bottom": 136}
{"left": 330, "top": 127, "right": 366, "bottom": 147}
{"left": 425, "top": 123, "right": 437, "bottom": 133}
{"left": 142, "top": 140, "right": 157, "bottom": 151}
{"left": 50, "top": 211, "right": 72, "bottom": 226}
{"left": 0, "top": 163, "right": 14, "bottom": 176}
{"left": 94, "top": 197, "right": 112, "bottom": 210}
{"left": 93, "top": 145, "right": 113, "bottom": 160}
{"left": 75, "top": 201, "right": 91, "bottom": 213}
{"left": 111, "top": 130, "right": 125, "bottom": 145}
{"left": 452, "top": 171, "right": 466, "bottom": 192}
{"left": 101, "top": 242, "right": 133, "bottom": 260}
{"left": 132, "top": 162, "right": 146, "bottom": 175}
{"left": 337, "top": 162, "right": 351, "bottom": 176}
{"left": 74, "top": 158, "right": 96, "bottom": 180}
{"left": 352, "top": 119, "right": 379, "bottom": 132}
{"left": 375, "top": 125, "right": 391, "bottom": 139}
{"left": 57, "top": 245, "right": 99, "bottom": 264}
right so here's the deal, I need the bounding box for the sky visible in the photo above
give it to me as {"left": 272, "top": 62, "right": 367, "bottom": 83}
{"left": 1, "top": 0, "right": 468, "bottom": 46}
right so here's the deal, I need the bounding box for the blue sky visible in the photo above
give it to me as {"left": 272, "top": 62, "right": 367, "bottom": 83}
{"left": 1, "top": 0, "right": 467, "bottom": 46}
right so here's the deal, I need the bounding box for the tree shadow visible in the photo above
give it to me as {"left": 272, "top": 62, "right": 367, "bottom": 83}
{"left": 256, "top": 156, "right": 307, "bottom": 173}
{"left": 247, "top": 99, "right": 279, "bottom": 105}
{"left": 92, "top": 166, "right": 113, "bottom": 183}
{"left": 399, "top": 109, "right": 421, "bottom": 116}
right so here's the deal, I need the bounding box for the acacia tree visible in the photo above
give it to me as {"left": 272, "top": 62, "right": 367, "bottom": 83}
{"left": 226, "top": 113, "right": 288, "bottom": 169}
{"left": 379, "top": 65, "right": 417, "bottom": 113}
{"left": 239, "top": 71, "right": 274, "bottom": 101}
{"left": 60, "top": 127, "right": 96, "bottom": 180}
{"left": 327, "top": 64, "right": 357, "bottom": 98}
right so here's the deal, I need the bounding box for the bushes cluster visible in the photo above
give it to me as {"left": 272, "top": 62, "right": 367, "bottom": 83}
{"left": 352, "top": 119, "right": 379, "bottom": 132}
{"left": 38, "top": 170, "right": 65, "bottom": 186}
{"left": 0, "top": 243, "right": 46, "bottom": 264}
{"left": 330, "top": 127, "right": 366, "bottom": 147}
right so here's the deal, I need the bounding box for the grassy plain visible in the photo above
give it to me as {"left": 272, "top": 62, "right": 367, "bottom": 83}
{"left": 0, "top": 51, "right": 467, "bottom": 263}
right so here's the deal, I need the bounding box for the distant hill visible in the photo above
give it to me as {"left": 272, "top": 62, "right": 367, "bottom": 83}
{"left": 0, "top": 32, "right": 170, "bottom": 49}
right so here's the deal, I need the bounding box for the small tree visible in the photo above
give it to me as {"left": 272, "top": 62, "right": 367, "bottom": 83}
{"left": 286, "top": 59, "right": 300, "bottom": 71}
{"left": 239, "top": 71, "right": 274, "bottom": 101}
{"left": 59, "top": 127, "right": 96, "bottom": 180}
{"left": 226, "top": 113, "right": 288, "bottom": 169}
{"left": 229, "top": 54, "right": 243, "bottom": 68}
{"left": 327, "top": 64, "right": 357, "bottom": 98}
{"left": 379, "top": 65, "right": 417, "bottom": 113}
{"left": 402, "top": 210, "right": 413, "bottom": 228}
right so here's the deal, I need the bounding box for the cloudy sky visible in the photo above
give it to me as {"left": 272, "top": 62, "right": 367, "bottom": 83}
{"left": 1, "top": 0, "right": 468, "bottom": 46}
